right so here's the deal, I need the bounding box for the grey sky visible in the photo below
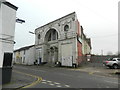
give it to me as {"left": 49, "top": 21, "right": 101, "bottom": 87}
{"left": 7, "top": 0, "right": 119, "bottom": 55}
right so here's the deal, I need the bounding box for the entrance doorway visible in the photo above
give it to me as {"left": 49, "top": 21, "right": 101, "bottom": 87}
{"left": 45, "top": 29, "right": 59, "bottom": 64}
{"left": 47, "top": 46, "right": 58, "bottom": 64}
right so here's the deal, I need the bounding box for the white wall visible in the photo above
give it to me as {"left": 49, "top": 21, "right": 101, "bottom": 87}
{"left": 0, "top": 1, "right": 17, "bottom": 68}
{"left": 25, "top": 47, "right": 35, "bottom": 65}
{"left": 82, "top": 39, "right": 91, "bottom": 55}
{"left": 0, "top": 2, "right": 3, "bottom": 68}
{"left": 14, "top": 46, "right": 35, "bottom": 65}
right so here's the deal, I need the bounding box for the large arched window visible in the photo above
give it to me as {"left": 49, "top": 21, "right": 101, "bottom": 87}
{"left": 45, "top": 29, "right": 58, "bottom": 42}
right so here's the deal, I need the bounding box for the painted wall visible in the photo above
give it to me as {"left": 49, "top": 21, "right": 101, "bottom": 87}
{"left": 82, "top": 38, "right": 91, "bottom": 55}
{"left": 0, "top": 1, "right": 3, "bottom": 68}
{"left": 14, "top": 46, "right": 35, "bottom": 65}
{"left": 0, "top": 1, "right": 17, "bottom": 68}
{"left": 25, "top": 46, "right": 35, "bottom": 65}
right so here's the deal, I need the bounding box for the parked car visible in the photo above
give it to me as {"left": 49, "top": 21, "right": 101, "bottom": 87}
{"left": 103, "top": 57, "right": 120, "bottom": 69}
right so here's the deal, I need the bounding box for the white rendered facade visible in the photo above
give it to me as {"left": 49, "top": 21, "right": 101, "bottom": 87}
{"left": 0, "top": 0, "right": 17, "bottom": 68}
{"left": 14, "top": 45, "right": 35, "bottom": 65}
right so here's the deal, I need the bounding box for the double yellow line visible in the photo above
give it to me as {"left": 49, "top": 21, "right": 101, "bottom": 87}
{"left": 13, "top": 70, "right": 42, "bottom": 88}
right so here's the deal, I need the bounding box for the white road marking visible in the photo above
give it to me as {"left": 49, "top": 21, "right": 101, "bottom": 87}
{"left": 56, "top": 85, "right": 62, "bottom": 87}
{"left": 65, "top": 85, "right": 70, "bottom": 87}
{"left": 41, "top": 79, "right": 70, "bottom": 88}
{"left": 49, "top": 83, "right": 55, "bottom": 86}
{"left": 42, "top": 79, "right": 46, "bottom": 81}
{"left": 54, "top": 82, "right": 60, "bottom": 84}
{"left": 47, "top": 81, "right": 52, "bottom": 83}
{"left": 41, "top": 82, "right": 47, "bottom": 84}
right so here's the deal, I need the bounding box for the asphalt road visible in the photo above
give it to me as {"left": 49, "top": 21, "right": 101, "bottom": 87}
{"left": 13, "top": 65, "right": 119, "bottom": 89}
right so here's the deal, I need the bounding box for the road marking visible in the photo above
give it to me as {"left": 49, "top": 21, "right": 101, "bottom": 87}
{"left": 13, "top": 70, "right": 42, "bottom": 88}
{"left": 65, "top": 85, "right": 70, "bottom": 87}
{"left": 49, "top": 83, "right": 55, "bottom": 86}
{"left": 47, "top": 81, "right": 52, "bottom": 83}
{"left": 89, "top": 72, "right": 94, "bottom": 74}
{"left": 42, "top": 79, "right": 46, "bottom": 81}
{"left": 56, "top": 85, "right": 62, "bottom": 87}
{"left": 54, "top": 82, "right": 60, "bottom": 84}
{"left": 41, "top": 80, "right": 70, "bottom": 88}
{"left": 41, "top": 82, "right": 47, "bottom": 84}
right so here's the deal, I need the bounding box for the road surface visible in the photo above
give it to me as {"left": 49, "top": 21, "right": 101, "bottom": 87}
{"left": 13, "top": 65, "right": 119, "bottom": 89}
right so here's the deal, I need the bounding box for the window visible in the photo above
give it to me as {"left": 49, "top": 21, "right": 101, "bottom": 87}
{"left": 45, "top": 29, "right": 58, "bottom": 42}
{"left": 38, "top": 34, "right": 41, "bottom": 39}
{"left": 24, "top": 50, "right": 25, "bottom": 55}
{"left": 48, "top": 33, "right": 51, "bottom": 41}
{"left": 112, "top": 59, "right": 116, "bottom": 61}
{"left": 64, "top": 25, "right": 69, "bottom": 31}
{"left": 117, "top": 58, "right": 120, "bottom": 61}
{"left": 23, "top": 57, "right": 25, "bottom": 63}
{"left": 53, "top": 30, "right": 56, "bottom": 40}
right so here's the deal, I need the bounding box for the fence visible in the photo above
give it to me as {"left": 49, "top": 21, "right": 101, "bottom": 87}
{"left": 80, "top": 55, "right": 118, "bottom": 68}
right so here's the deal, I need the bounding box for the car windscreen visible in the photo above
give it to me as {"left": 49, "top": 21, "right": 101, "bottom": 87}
{"left": 107, "top": 58, "right": 113, "bottom": 61}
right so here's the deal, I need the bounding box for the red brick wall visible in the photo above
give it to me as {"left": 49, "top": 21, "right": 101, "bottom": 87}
{"left": 76, "top": 20, "right": 83, "bottom": 64}
{"left": 77, "top": 41, "right": 82, "bottom": 64}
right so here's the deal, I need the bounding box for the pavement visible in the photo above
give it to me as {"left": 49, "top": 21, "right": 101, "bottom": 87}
{"left": 1, "top": 64, "right": 120, "bottom": 89}
{"left": 2, "top": 68, "right": 37, "bottom": 89}
{"left": 70, "top": 66, "right": 120, "bottom": 78}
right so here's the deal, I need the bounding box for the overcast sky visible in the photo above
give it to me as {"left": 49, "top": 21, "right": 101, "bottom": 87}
{"left": 7, "top": 0, "right": 119, "bottom": 55}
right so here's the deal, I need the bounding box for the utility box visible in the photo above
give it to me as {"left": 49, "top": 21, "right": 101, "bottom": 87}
{"left": 0, "top": 0, "right": 18, "bottom": 85}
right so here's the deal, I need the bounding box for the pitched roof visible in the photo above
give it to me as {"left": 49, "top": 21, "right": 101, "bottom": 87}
{"left": 14, "top": 45, "right": 35, "bottom": 52}
{"left": 1, "top": 1, "right": 18, "bottom": 11}
{"left": 35, "top": 12, "right": 76, "bottom": 31}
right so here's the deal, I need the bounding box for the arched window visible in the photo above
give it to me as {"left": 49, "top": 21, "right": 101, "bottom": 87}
{"left": 64, "top": 25, "right": 69, "bottom": 31}
{"left": 45, "top": 29, "right": 58, "bottom": 42}
{"left": 38, "top": 34, "right": 41, "bottom": 39}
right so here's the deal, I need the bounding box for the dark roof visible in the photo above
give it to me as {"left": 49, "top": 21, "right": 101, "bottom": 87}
{"left": 2, "top": 1, "right": 18, "bottom": 11}
{"left": 14, "top": 45, "right": 35, "bottom": 52}
{"left": 35, "top": 12, "right": 76, "bottom": 31}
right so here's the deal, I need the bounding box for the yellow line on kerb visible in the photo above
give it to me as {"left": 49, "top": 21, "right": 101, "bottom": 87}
{"left": 13, "top": 70, "right": 42, "bottom": 88}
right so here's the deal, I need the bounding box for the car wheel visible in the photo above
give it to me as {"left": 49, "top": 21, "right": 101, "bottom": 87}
{"left": 113, "top": 64, "right": 118, "bottom": 69}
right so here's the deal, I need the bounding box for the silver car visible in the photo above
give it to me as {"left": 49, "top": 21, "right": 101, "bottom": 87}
{"left": 103, "top": 57, "right": 120, "bottom": 69}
